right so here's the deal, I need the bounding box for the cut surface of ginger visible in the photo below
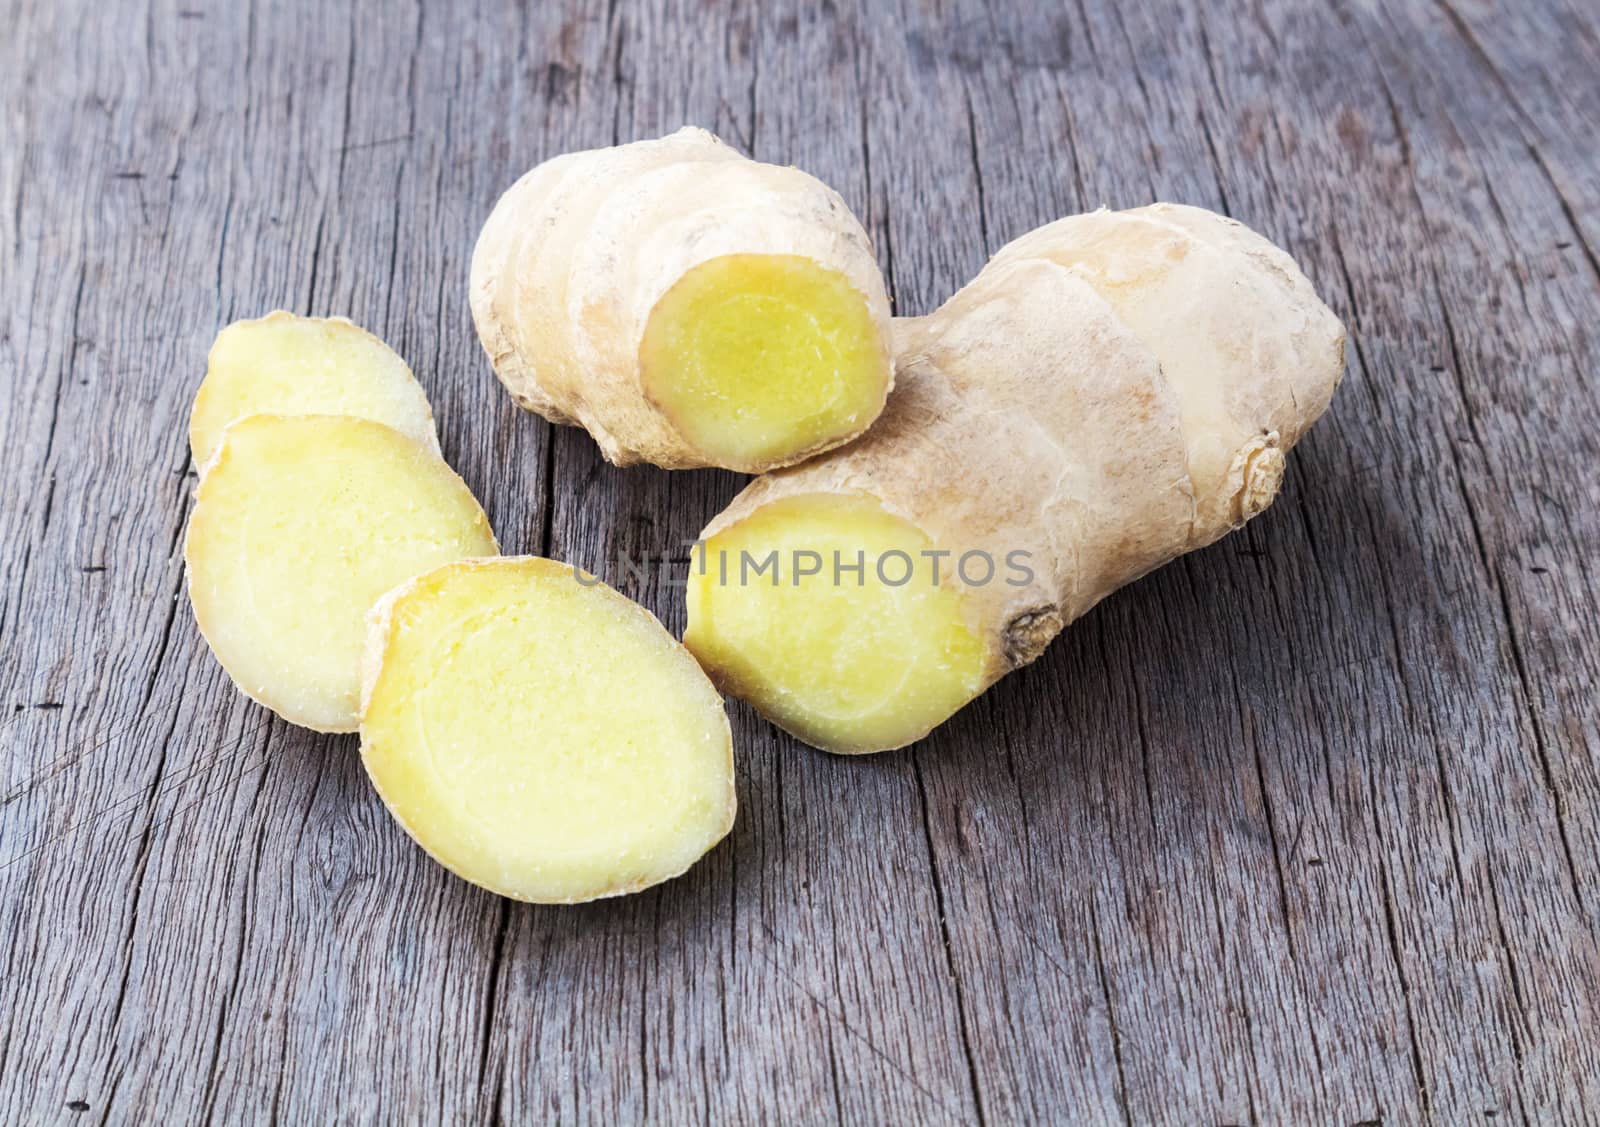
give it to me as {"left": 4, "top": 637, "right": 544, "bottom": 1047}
{"left": 185, "top": 415, "right": 497, "bottom": 732}
{"left": 638, "top": 255, "right": 890, "bottom": 471}
{"left": 189, "top": 312, "right": 439, "bottom": 466}
{"left": 685, "top": 493, "right": 986, "bottom": 754}
{"left": 360, "top": 558, "right": 735, "bottom": 903}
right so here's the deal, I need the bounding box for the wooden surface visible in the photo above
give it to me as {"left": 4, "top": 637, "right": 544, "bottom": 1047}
{"left": 3, "top": 0, "right": 1597, "bottom": 1121}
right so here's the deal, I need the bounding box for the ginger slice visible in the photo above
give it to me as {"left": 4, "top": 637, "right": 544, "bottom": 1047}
{"left": 189, "top": 312, "right": 438, "bottom": 466}
{"left": 360, "top": 557, "right": 735, "bottom": 903}
{"left": 185, "top": 415, "right": 497, "bottom": 732}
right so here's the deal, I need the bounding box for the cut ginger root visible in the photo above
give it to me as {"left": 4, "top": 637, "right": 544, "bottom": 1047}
{"left": 469, "top": 127, "right": 893, "bottom": 472}
{"left": 189, "top": 311, "right": 439, "bottom": 467}
{"left": 185, "top": 415, "right": 497, "bottom": 732}
{"left": 687, "top": 204, "right": 1347, "bottom": 754}
{"left": 359, "top": 557, "right": 735, "bottom": 904}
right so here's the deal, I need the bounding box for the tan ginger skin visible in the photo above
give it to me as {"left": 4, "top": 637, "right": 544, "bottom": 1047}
{"left": 693, "top": 204, "right": 1346, "bottom": 751}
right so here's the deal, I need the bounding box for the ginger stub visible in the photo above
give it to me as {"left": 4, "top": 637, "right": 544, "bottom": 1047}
{"left": 185, "top": 415, "right": 497, "bottom": 732}
{"left": 189, "top": 311, "right": 439, "bottom": 467}
{"left": 469, "top": 127, "right": 893, "bottom": 472}
{"left": 360, "top": 558, "right": 736, "bottom": 904}
{"left": 687, "top": 204, "right": 1347, "bottom": 755}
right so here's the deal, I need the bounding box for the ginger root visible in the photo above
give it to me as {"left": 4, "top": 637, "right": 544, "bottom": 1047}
{"left": 469, "top": 127, "right": 893, "bottom": 472}
{"left": 685, "top": 204, "right": 1346, "bottom": 754}
{"left": 360, "top": 557, "right": 736, "bottom": 903}
{"left": 185, "top": 415, "right": 497, "bottom": 732}
{"left": 189, "top": 311, "right": 438, "bottom": 466}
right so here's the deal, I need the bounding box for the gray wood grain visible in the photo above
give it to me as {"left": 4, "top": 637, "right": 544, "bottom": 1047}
{"left": 2, "top": 0, "right": 1596, "bottom": 1122}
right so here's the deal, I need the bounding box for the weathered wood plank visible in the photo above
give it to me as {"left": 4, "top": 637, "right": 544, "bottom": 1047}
{"left": 1, "top": 0, "right": 1596, "bottom": 1123}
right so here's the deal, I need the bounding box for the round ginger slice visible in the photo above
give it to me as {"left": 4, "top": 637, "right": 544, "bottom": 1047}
{"left": 185, "top": 415, "right": 498, "bottom": 732}
{"left": 359, "top": 558, "right": 736, "bottom": 904}
{"left": 189, "top": 311, "right": 439, "bottom": 467}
